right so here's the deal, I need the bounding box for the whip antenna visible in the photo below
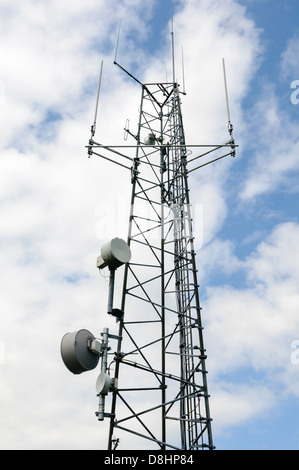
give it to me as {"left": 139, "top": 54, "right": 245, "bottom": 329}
{"left": 91, "top": 60, "right": 103, "bottom": 138}
{"left": 222, "top": 58, "right": 236, "bottom": 156}
{"left": 182, "top": 46, "right": 186, "bottom": 94}
{"left": 114, "top": 19, "right": 122, "bottom": 63}
{"left": 171, "top": 19, "right": 176, "bottom": 84}
{"left": 222, "top": 58, "right": 233, "bottom": 136}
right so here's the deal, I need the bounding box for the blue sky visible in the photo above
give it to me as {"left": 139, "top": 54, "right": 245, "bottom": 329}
{"left": 0, "top": 0, "right": 299, "bottom": 450}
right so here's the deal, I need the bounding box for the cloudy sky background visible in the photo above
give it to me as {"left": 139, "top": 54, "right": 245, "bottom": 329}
{"left": 0, "top": 0, "right": 299, "bottom": 450}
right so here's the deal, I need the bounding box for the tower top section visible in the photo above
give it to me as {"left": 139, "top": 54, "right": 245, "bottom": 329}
{"left": 87, "top": 23, "right": 237, "bottom": 172}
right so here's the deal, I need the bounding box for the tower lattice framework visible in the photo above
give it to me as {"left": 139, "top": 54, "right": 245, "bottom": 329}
{"left": 93, "top": 78, "right": 216, "bottom": 450}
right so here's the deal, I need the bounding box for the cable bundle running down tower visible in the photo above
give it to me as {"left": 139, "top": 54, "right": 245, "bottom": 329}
{"left": 61, "top": 33, "right": 236, "bottom": 451}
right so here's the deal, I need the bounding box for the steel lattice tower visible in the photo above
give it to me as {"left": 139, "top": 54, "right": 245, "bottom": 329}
{"left": 85, "top": 49, "right": 235, "bottom": 448}
{"left": 61, "top": 41, "right": 236, "bottom": 451}
{"left": 101, "top": 79, "right": 213, "bottom": 449}
{"left": 103, "top": 79, "right": 214, "bottom": 450}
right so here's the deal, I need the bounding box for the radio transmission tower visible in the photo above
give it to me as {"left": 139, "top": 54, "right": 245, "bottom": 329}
{"left": 61, "top": 31, "right": 236, "bottom": 451}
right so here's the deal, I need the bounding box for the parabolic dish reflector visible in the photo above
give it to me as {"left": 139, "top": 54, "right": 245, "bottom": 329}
{"left": 61, "top": 329, "right": 99, "bottom": 374}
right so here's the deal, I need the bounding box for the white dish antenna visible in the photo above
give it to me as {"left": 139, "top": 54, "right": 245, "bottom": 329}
{"left": 97, "top": 237, "right": 131, "bottom": 270}
{"left": 96, "top": 372, "right": 112, "bottom": 395}
{"left": 61, "top": 329, "right": 100, "bottom": 374}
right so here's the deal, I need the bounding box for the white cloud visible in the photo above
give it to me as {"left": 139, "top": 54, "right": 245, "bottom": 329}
{"left": 203, "top": 222, "right": 299, "bottom": 437}
{"left": 198, "top": 237, "right": 242, "bottom": 278}
{"left": 0, "top": 0, "right": 158, "bottom": 146}
{"left": 172, "top": 0, "right": 261, "bottom": 142}
{"left": 239, "top": 31, "right": 299, "bottom": 203}
{"left": 280, "top": 35, "right": 299, "bottom": 81}
{"left": 247, "top": 222, "right": 299, "bottom": 284}
{"left": 210, "top": 383, "right": 275, "bottom": 437}
{"left": 240, "top": 85, "right": 299, "bottom": 200}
